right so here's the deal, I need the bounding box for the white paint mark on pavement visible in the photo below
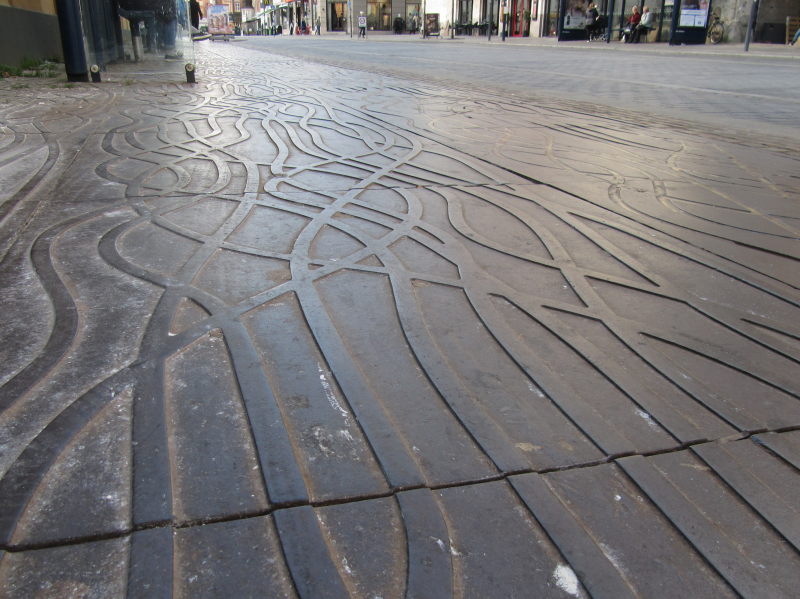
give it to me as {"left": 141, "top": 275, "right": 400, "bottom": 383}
{"left": 552, "top": 564, "right": 581, "bottom": 597}
{"left": 342, "top": 557, "right": 353, "bottom": 575}
{"left": 635, "top": 409, "right": 660, "bottom": 431}
{"left": 317, "top": 362, "right": 350, "bottom": 425}
{"left": 527, "top": 381, "right": 545, "bottom": 398}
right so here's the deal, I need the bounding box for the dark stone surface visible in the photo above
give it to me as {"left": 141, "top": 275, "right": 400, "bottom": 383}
{"left": 0, "top": 536, "right": 127, "bottom": 597}
{"left": 618, "top": 452, "right": 800, "bottom": 597}
{"left": 694, "top": 438, "right": 800, "bottom": 552}
{"left": 0, "top": 41, "right": 798, "bottom": 597}
{"left": 273, "top": 506, "right": 350, "bottom": 599}
{"left": 511, "top": 466, "right": 736, "bottom": 598}
{"left": 172, "top": 516, "right": 296, "bottom": 597}
{"left": 397, "top": 488, "right": 453, "bottom": 599}
{"left": 753, "top": 430, "right": 800, "bottom": 471}
{"left": 128, "top": 527, "right": 172, "bottom": 599}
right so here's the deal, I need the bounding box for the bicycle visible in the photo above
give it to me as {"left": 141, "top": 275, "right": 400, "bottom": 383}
{"left": 707, "top": 12, "right": 724, "bottom": 44}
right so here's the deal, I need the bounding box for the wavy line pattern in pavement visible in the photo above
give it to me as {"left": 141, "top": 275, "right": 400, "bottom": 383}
{"left": 0, "top": 45, "right": 798, "bottom": 597}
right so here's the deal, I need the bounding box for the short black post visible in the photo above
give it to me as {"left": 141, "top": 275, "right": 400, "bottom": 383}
{"left": 90, "top": 64, "right": 101, "bottom": 82}
{"left": 185, "top": 63, "right": 196, "bottom": 83}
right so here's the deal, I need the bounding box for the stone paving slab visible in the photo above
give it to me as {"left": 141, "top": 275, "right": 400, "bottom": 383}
{"left": 6, "top": 459, "right": 799, "bottom": 597}
{"left": 0, "top": 44, "right": 798, "bottom": 596}
{"left": 618, "top": 449, "right": 800, "bottom": 598}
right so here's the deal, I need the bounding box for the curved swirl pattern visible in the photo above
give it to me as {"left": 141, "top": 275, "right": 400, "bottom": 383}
{"left": 0, "top": 45, "right": 798, "bottom": 597}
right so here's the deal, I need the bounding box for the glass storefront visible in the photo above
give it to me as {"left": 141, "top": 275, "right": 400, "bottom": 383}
{"left": 487, "top": 0, "right": 500, "bottom": 34}
{"left": 406, "top": 2, "right": 421, "bottom": 32}
{"left": 330, "top": 1, "right": 347, "bottom": 30}
{"left": 367, "top": 0, "right": 391, "bottom": 30}
{"left": 458, "top": 0, "right": 473, "bottom": 23}
{"left": 543, "top": 0, "right": 558, "bottom": 35}
{"left": 541, "top": 0, "right": 670, "bottom": 39}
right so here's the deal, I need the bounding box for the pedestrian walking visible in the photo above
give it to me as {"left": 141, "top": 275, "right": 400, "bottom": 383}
{"left": 189, "top": 0, "right": 202, "bottom": 30}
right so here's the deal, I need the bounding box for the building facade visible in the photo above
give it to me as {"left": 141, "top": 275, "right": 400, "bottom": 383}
{"left": 1, "top": 0, "right": 63, "bottom": 65}
{"left": 1, "top": 0, "right": 797, "bottom": 70}
{"left": 322, "top": 0, "right": 518, "bottom": 34}
{"left": 531, "top": 0, "right": 800, "bottom": 42}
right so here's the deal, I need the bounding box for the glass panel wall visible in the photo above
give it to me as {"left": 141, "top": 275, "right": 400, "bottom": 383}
{"left": 655, "top": 0, "right": 673, "bottom": 41}
{"left": 543, "top": 0, "right": 558, "bottom": 35}
{"left": 85, "top": 0, "right": 196, "bottom": 79}
{"left": 610, "top": 0, "right": 627, "bottom": 39}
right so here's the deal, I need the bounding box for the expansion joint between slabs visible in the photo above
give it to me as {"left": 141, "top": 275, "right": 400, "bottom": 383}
{"left": 2, "top": 425, "right": 797, "bottom": 554}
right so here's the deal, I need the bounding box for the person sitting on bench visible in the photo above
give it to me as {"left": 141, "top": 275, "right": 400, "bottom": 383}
{"left": 622, "top": 6, "right": 640, "bottom": 42}
{"left": 630, "top": 6, "right": 654, "bottom": 43}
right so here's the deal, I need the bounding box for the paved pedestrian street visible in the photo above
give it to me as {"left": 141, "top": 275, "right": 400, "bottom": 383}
{"left": 0, "top": 42, "right": 799, "bottom": 597}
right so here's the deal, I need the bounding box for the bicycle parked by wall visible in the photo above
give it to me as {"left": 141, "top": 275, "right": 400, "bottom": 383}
{"left": 707, "top": 11, "right": 724, "bottom": 44}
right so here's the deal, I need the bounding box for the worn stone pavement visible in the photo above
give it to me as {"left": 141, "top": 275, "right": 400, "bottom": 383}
{"left": 247, "top": 35, "right": 800, "bottom": 142}
{"left": 0, "top": 42, "right": 799, "bottom": 597}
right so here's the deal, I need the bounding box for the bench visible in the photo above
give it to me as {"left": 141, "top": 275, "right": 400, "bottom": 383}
{"left": 638, "top": 26, "right": 654, "bottom": 43}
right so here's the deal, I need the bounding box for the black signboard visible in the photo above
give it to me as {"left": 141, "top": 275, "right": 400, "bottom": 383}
{"left": 558, "top": 0, "right": 590, "bottom": 40}
{"left": 425, "top": 13, "right": 440, "bottom": 35}
{"left": 669, "top": 0, "right": 712, "bottom": 44}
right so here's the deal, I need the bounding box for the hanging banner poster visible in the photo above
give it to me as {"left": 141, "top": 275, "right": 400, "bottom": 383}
{"left": 208, "top": 4, "right": 235, "bottom": 35}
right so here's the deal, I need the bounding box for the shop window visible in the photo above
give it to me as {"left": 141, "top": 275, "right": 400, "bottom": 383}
{"left": 406, "top": 2, "right": 420, "bottom": 31}
{"left": 330, "top": 1, "right": 347, "bottom": 30}
{"left": 459, "top": 0, "right": 473, "bottom": 24}
{"left": 367, "top": 0, "right": 391, "bottom": 29}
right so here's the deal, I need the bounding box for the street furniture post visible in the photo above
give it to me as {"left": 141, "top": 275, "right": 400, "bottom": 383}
{"left": 744, "top": 0, "right": 758, "bottom": 51}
